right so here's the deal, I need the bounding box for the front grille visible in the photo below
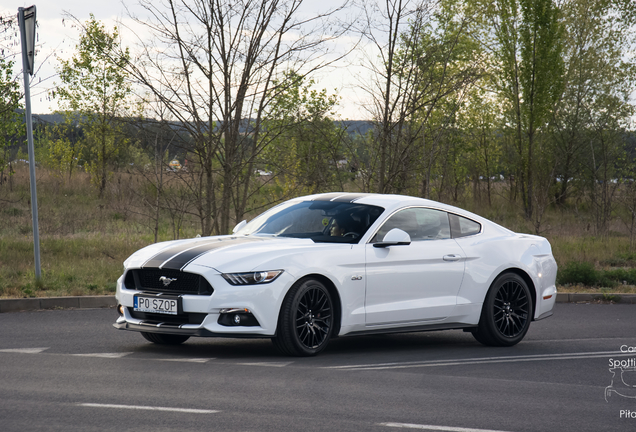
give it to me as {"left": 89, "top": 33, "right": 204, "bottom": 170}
{"left": 124, "top": 268, "right": 213, "bottom": 295}
{"left": 127, "top": 308, "right": 207, "bottom": 325}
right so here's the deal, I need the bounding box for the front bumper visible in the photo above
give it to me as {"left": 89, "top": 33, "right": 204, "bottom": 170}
{"left": 114, "top": 266, "right": 294, "bottom": 337}
{"left": 113, "top": 311, "right": 269, "bottom": 339}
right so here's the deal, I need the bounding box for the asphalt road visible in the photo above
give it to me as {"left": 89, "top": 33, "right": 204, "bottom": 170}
{"left": 1, "top": 303, "right": 636, "bottom": 432}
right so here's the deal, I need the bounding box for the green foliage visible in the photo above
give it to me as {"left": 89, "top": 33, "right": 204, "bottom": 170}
{"left": 488, "top": 0, "right": 566, "bottom": 219}
{"left": 38, "top": 114, "right": 85, "bottom": 181}
{"left": 454, "top": 87, "right": 504, "bottom": 205}
{"left": 557, "top": 261, "right": 598, "bottom": 285}
{"left": 519, "top": 0, "right": 564, "bottom": 129}
{"left": 56, "top": 16, "right": 131, "bottom": 114}
{"left": 0, "top": 55, "right": 24, "bottom": 171}
{"left": 362, "top": 0, "right": 482, "bottom": 196}
{"left": 557, "top": 260, "right": 636, "bottom": 287}
{"left": 4, "top": 160, "right": 636, "bottom": 296}
{"left": 54, "top": 15, "right": 136, "bottom": 197}
{"left": 601, "top": 252, "right": 636, "bottom": 267}
{"left": 552, "top": 0, "right": 636, "bottom": 233}
{"left": 262, "top": 71, "right": 347, "bottom": 197}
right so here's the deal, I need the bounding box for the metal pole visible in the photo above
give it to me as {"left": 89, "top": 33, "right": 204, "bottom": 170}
{"left": 18, "top": 6, "right": 41, "bottom": 281}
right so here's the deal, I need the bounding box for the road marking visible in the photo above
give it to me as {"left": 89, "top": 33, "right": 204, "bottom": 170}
{"left": 238, "top": 361, "right": 293, "bottom": 367}
{"left": 527, "top": 337, "right": 631, "bottom": 343}
{"left": 0, "top": 348, "right": 49, "bottom": 354}
{"left": 77, "top": 403, "right": 219, "bottom": 414}
{"left": 71, "top": 353, "right": 132, "bottom": 358}
{"left": 158, "top": 358, "right": 213, "bottom": 363}
{"left": 379, "top": 423, "right": 511, "bottom": 432}
{"left": 326, "top": 350, "right": 634, "bottom": 371}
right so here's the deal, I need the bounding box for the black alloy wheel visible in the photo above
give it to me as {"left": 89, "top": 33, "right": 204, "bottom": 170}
{"left": 472, "top": 272, "right": 532, "bottom": 347}
{"left": 272, "top": 278, "right": 334, "bottom": 356}
{"left": 493, "top": 278, "right": 530, "bottom": 337}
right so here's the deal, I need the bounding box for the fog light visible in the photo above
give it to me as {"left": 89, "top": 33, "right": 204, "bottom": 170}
{"left": 217, "top": 309, "right": 260, "bottom": 327}
{"left": 117, "top": 304, "right": 124, "bottom": 315}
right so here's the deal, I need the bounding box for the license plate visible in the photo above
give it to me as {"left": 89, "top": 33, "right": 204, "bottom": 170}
{"left": 134, "top": 296, "right": 178, "bottom": 315}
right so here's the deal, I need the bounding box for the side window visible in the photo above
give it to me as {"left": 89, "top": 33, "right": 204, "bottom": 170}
{"left": 372, "top": 208, "right": 451, "bottom": 242}
{"left": 449, "top": 214, "right": 481, "bottom": 238}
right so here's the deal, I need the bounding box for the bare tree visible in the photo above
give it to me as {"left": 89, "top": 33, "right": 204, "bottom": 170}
{"left": 354, "top": 0, "right": 481, "bottom": 195}
{"left": 117, "top": 0, "right": 351, "bottom": 235}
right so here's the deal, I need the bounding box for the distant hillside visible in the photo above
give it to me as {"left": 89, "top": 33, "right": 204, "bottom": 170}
{"left": 31, "top": 113, "right": 375, "bottom": 136}
{"left": 32, "top": 113, "right": 66, "bottom": 125}
{"left": 336, "top": 120, "right": 374, "bottom": 136}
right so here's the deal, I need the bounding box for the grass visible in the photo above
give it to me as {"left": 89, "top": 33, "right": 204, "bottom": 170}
{"left": 0, "top": 235, "right": 148, "bottom": 298}
{"left": 0, "top": 166, "right": 202, "bottom": 298}
{"left": 2, "top": 164, "right": 636, "bottom": 298}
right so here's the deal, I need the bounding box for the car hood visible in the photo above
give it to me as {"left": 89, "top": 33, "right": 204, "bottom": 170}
{"left": 124, "top": 235, "right": 338, "bottom": 274}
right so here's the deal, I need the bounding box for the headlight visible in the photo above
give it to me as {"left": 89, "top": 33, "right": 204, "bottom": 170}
{"left": 222, "top": 270, "right": 283, "bottom": 285}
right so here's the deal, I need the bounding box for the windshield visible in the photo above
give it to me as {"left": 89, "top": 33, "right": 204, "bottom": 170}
{"left": 237, "top": 200, "right": 385, "bottom": 243}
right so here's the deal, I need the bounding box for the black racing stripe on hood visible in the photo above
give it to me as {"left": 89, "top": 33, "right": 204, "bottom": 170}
{"left": 161, "top": 237, "right": 262, "bottom": 270}
{"left": 142, "top": 239, "right": 220, "bottom": 269}
{"left": 146, "top": 237, "right": 264, "bottom": 270}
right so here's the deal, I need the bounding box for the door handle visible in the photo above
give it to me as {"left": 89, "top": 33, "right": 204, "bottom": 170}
{"left": 443, "top": 254, "right": 461, "bottom": 262}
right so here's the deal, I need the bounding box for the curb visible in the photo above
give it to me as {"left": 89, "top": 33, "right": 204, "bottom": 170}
{"left": 1, "top": 293, "right": 636, "bottom": 313}
{"left": 0, "top": 296, "right": 117, "bottom": 313}
{"left": 555, "top": 293, "right": 636, "bottom": 304}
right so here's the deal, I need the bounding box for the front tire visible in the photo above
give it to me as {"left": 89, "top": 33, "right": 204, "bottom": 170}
{"left": 272, "top": 278, "right": 334, "bottom": 356}
{"left": 472, "top": 272, "right": 532, "bottom": 347}
{"left": 141, "top": 332, "right": 190, "bottom": 345}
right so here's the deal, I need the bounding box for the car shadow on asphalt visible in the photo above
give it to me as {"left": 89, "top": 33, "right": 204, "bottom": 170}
{"left": 116, "top": 329, "right": 500, "bottom": 363}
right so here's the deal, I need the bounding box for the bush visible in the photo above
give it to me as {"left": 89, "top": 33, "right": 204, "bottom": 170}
{"left": 557, "top": 261, "right": 636, "bottom": 287}
{"left": 557, "top": 261, "right": 598, "bottom": 286}
{"left": 603, "top": 268, "right": 636, "bottom": 285}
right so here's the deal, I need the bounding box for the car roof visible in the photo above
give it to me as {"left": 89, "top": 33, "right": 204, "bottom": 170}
{"left": 295, "top": 192, "right": 513, "bottom": 234}
{"left": 299, "top": 192, "right": 426, "bottom": 205}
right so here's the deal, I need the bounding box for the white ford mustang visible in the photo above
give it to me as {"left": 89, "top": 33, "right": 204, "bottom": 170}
{"left": 114, "top": 192, "right": 557, "bottom": 356}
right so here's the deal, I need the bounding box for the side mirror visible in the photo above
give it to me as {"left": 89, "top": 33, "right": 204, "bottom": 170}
{"left": 373, "top": 228, "right": 411, "bottom": 248}
{"left": 232, "top": 220, "right": 247, "bottom": 233}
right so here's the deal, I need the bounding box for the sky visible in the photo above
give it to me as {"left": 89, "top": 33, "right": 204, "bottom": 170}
{"left": 2, "top": 1, "right": 133, "bottom": 114}
{"left": 1, "top": 0, "right": 373, "bottom": 120}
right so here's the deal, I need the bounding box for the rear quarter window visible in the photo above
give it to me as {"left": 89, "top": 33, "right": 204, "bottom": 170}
{"left": 449, "top": 214, "right": 481, "bottom": 238}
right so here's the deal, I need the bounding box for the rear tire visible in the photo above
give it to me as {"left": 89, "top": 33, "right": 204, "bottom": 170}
{"left": 272, "top": 278, "right": 334, "bottom": 356}
{"left": 141, "top": 332, "right": 190, "bottom": 345}
{"left": 472, "top": 272, "right": 532, "bottom": 347}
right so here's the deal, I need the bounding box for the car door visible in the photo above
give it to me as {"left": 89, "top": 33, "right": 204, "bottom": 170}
{"left": 364, "top": 207, "right": 465, "bottom": 326}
